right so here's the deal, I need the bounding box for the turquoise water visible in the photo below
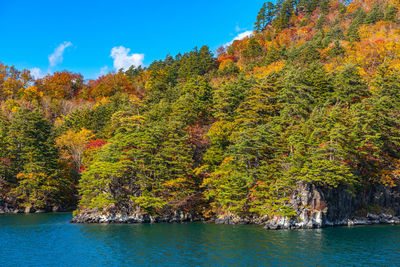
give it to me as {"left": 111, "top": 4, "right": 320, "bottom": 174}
{"left": 0, "top": 213, "right": 399, "bottom": 266}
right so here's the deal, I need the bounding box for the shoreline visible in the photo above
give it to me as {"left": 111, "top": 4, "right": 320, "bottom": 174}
{"left": 0, "top": 206, "right": 76, "bottom": 214}
{"left": 0, "top": 210, "right": 399, "bottom": 230}
{"left": 69, "top": 211, "right": 400, "bottom": 230}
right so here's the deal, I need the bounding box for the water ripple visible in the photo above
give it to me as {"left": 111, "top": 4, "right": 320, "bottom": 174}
{"left": 0, "top": 213, "right": 398, "bottom": 266}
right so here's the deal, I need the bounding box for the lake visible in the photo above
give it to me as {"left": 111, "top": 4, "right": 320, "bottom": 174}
{"left": 0, "top": 213, "right": 399, "bottom": 266}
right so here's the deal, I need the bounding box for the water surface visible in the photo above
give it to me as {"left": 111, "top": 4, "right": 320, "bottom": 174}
{"left": 0, "top": 213, "right": 399, "bottom": 266}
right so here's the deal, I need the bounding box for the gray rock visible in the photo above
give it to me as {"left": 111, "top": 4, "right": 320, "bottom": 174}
{"left": 24, "top": 206, "right": 34, "bottom": 213}
{"left": 52, "top": 206, "right": 61, "bottom": 212}
{"left": 71, "top": 181, "right": 400, "bottom": 229}
{"left": 264, "top": 182, "right": 400, "bottom": 230}
{"left": 380, "top": 213, "right": 393, "bottom": 219}
{"left": 35, "top": 209, "right": 46, "bottom": 213}
{"left": 367, "top": 213, "right": 380, "bottom": 220}
{"left": 72, "top": 209, "right": 199, "bottom": 224}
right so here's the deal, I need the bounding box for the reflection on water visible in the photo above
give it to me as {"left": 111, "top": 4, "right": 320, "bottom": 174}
{"left": 0, "top": 213, "right": 399, "bottom": 266}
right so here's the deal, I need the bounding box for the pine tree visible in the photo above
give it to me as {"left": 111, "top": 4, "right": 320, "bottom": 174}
{"left": 347, "top": 8, "right": 366, "bottom": 42}
{"left": 6, "top": 108, "right": 72, "bottom": 208}
{"left": 273, "top": 0, "right": 294, "bottom": 30}
{"left": 366, "top": 4, "right": 384, "bottom": 24}
{"left": 385, "top": 5, "right": 398, "bottom": 22}
{"left": 254, "top": 3, "right": 267, "bottom": 31}
{"left": 333, "top": 64, "right": 369, "bottom": 104}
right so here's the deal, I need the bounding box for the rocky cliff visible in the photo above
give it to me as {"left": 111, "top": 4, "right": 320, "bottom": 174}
{"left": 0, "top": 197, "right": 74, "bottom": 214}
{"left": 0, "top": 198, "right": 17, "bottom": 214}
{"left": 72, "top": 182, "right": 400, "bottom": 229}
{"left": 71, "top": 209, "right": 201, "bottom": 223}
{"left": 264, "top": 182, "right": 400, "bottom": 229}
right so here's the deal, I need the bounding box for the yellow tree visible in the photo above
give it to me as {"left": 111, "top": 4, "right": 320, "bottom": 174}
{"left": 12, "top": 170, "right": 56, "bottom": 209}
{"left": 0, "top": 63, "right": 31, "bottom": 100}
{"left": 55, "top": 128, "right": 95, "bottom": 171}
{"left": 21, "top": 85, "right": 44, "bottom": 104}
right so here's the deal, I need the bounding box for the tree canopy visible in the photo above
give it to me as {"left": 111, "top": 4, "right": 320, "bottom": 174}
{"left": 1, "top": 0, "right": 400, "bottom": 217}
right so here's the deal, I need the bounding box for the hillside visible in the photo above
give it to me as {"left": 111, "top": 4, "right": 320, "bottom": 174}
{"left": 1, "top": 0, "right": 400, "bottom": 227}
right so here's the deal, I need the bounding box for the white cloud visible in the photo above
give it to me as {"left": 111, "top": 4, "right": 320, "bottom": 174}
{"left": 225, "top": 30, "right": 253, "bottom": 47}
{"left": 29, "top": 67, "right": 45, "bottom": 79}
{"left": 110, "top": 46, "right": 144, "bottom": 71}
{"left": 48, "top": 41, "right": 72, "bottom": 67}
{"left": 96, "top": 66, "right": 109, "bottom": 78}
{"left": 99, "top": 66, "right": 108, "bottom": 75}
{"left": 235, "top": 25, "right": 244, "bottom": 32}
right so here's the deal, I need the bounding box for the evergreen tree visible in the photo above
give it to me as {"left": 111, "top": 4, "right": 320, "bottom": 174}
{"left": 6, "top": 108, "right": 73, "bottom": 208}
{"left": 366, "top": 4, "right": 384, "bottom": 24}
{"left": 244, "top": 37, "right": 264, "bottom": 59}
{"left": 347, "top": 8, "right": 366, "bottom": 42}
{"left": 273, "top": 0, "right": 294, "bottom": 30}
{"left": 333, "top": 65, "right": 369, "bottom": 104}
{"left": 385, "top": 5, "right": 398, "bottom": 22}
{"left": 254, "top": 3, "right": 267, "bottom": 31}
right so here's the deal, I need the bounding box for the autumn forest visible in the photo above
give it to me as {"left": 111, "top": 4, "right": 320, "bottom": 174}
{"left": 1, "top": 0, "right": 400, "bottom": 220}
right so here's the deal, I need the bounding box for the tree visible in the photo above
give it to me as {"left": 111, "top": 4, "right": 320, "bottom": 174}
{"left": 0, "top": 116, "right": 10, "bottom": 186}
{"left": 85, "top": 72, "right": 133, "bottom": 99}
{"left": 273, "top": 0, "right": 294, "bottom": 30}
{"left": 0, "top": 64, "right": 31, "bottom": 100}
{"left": 3, "top": 0, "right": 400, "bottom": 220}
{"left": 212, "top": 76, "right": 251, "bottom": 120}
{"left": 347, "top": 8, "right": 366, "bottom": 42}
{"left": 244, "top": 37, "right": 264, "bottom": 59}
{"left": 177, "top": 46, "right": 217, "bottom": 79}
{"left": 37, "top": 71, "right": 83, "bottom": 99}
{"left": 7, "top": 108, "right": 58, "bottom": 180}
{"left": 366, "top": 4, "right": 384, "bottom": 24}
{"left": 202, "top": 156, "right": 250, "bottom": 214}
{"left": 333, "top": 64, "right": 369, "bottom": 104}
{"left": 254, "top": 3, "right": 267, "bottom": 31}
{"left": 55, "top": 128, "right": 95, "bottom": 172}
{"left": 11, "top": 158, "right": 58, "bottom": 209}
{"left": 5, "top": 108, "right": 73, "bottom": 208}
{"left": 385, "top": 5, "right": 398, "bottom": 22}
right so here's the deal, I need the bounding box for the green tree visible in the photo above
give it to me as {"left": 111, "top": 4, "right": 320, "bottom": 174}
{"left": 366, "top": 4, "right": 384, "bottom": 24}
{"left": 333, "top": 65, "right": 369, "bottom": 104}
{"left": 244, "top": 38, "right": 264, "bottom": 59}
{"left": 254, "top": 3, "right": 267, "bottom": 31}
{"left": 385, "top": 5, "right": 398, "bottom": 22}
{"left": 347, "top": 8, "right": 366, "bottom": 42}
{"left": 273, "top": 0, "right": 294, "bottom": 30}
{"left": 6, "top": 108, "right": 73, "bottom": 208}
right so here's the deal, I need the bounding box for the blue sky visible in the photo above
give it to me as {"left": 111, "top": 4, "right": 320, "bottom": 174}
{"left": 0, "top": 0, "right": 265, "bottom": 79}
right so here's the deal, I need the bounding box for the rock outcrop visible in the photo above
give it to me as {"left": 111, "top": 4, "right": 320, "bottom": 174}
{"left": 0, "top": 198, "right": 18, "bottom": 214}
{"left": 264, "top": 182, "right": 400, "bottom": 229}
{"left": 72, "top": 183, "right": 400, "bottom": 229}
{"left": 72, "top": 209, "right": 201, "bottom": 224}
{"left": 0, "top": 198, "right": 74, "bottom": 214}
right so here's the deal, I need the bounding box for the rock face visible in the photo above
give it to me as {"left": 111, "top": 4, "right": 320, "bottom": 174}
{"left": 0, "top": 199, "right": 18, "bottom": 214}
{"left": 72, "top": 183, "right": 400, "bottom": 229}
{"left": 24, "top": 206, "right": 34, "bottom": 213}
{"left": 214, "top": 215, "right": 249, "bottom": 225}
{"left": 0, "top": 198, "right": 74, "bottom": 214}
{"left": 214, "top": 214, "right": 270, "bottom": 225}
{"left": 72, "top": 209, "right": 201, "bottom": 224}
{"left": 264, "top": 182, "right": 400, "bottom": 230}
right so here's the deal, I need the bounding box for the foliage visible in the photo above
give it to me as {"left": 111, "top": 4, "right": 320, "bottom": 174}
{"left": 1, "top": 0, "right": 400, "bottom": 219}
{"left": 55, "top": 128, "right": 95, "bottom": 171}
